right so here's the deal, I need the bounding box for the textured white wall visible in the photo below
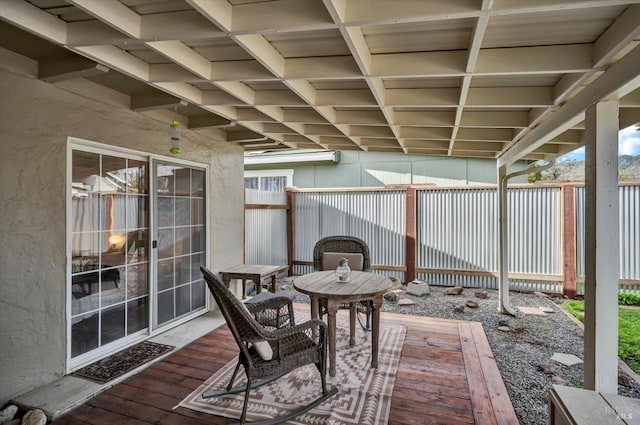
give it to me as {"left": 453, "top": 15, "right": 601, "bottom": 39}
{"left": 0, "top": 61, "right": 244, "bottom": 403}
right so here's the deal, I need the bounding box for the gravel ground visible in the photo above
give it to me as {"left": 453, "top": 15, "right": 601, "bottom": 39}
{"left": 276, "top": 282, "right": 640, "bottom": 425}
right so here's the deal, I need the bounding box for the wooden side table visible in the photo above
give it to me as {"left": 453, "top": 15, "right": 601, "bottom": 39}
{"left": 219, "top": 264, "right": 289, "bottom": 300}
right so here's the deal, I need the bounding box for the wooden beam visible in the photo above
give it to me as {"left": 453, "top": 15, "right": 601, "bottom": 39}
{"left": 499, "top": 44, "right": 640, "bottom": 167}
{"left": 39, "top": 59, "right": 109, "bottom": 83}
{"left": 130, "top": 92, "right": 187, "bottom": 112}
{"left": 68, "top": 0, "right": 141, "bottom": 39}
{"left": 0, "top": 0, "right": 67, "bottom": 44}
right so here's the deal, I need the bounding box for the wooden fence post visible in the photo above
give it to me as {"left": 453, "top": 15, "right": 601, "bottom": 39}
{"left": 286, "top": 188, "right": 294, "bottom": 276}
{"left": 562, "top": 184, "right": 577, "bottom": 298}
{"left": 405, "top": 186, "right": 417, "bottom": 283}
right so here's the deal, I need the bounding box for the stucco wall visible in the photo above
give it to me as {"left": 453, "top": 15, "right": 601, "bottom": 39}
{"left": 0, "top": 64, "right": 244, "bottom": 403}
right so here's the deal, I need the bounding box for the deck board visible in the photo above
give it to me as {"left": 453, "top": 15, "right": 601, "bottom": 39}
{"left": 52, "top": 308, "right": 518, "bottom": 425}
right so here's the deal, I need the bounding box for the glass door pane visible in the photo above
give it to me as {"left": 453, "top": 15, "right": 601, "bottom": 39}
{"left": 70, "top": 150, "right": 149, "bottom": 358}
{"left": 154, "top": 163, "right": 206, "bottom": 328}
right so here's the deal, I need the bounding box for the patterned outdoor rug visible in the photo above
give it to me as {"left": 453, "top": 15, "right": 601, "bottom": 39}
{"left": 73, "top": 341, "right": 174, "bottom": 383}
{"left": 176, "top": 322, "right": 406, "bottom": 425}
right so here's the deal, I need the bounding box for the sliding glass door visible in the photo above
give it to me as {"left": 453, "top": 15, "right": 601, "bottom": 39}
{"left": 69, "top": 143, "right": 208, "bottom": 368}
{"left": 70, "top": 149, "right": 150, "bottom": 360}
{"left": 153, "top": 161, "right": 207, "bottom": 329}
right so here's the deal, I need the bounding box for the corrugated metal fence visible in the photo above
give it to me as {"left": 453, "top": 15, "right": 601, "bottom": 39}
{"left": 245, "top": 184, "right": 639, "bottom": 294}
{"left": 575, "top": 184, "right": 640, "bottom": 293}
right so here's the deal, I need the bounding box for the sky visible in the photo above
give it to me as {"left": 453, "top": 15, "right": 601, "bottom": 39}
{"left": 558, "top": 125, "right": 640, "bottom": 161}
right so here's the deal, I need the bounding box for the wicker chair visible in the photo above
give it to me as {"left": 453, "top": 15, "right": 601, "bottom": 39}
{"left": 200, "top": 267, "right": 337, "bottom": 425}
{"left": 312, "top": 235, "right": 373, "bottom": 330}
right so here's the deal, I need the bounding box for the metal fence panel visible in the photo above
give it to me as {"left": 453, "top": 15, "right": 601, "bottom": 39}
{"left": 575, "top": 185, "right": 639, "bottom": 281}
{"left": 293, "top": 190, "right": 405, "bottom": 270}
{"left": 417, "top": 187, "right": 561, "bottom": 277}
{"left": 244, "top": 189, "right": 288, "bottom": 266}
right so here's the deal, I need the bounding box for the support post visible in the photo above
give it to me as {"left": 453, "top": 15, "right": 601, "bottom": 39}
{"left": 562, "top": 184, "right": 577, "bottom": 298}
{"left": 497, "top": 165, "right": 516, "bottom": 315}
{"left": 286, "top": 188, "right": 294, "bottom": 276}
{"left": 584, "top": 100, "right": 619, "bottom": 394}
{"left": 405, "top": 186, "right": 417, "bottom": 283}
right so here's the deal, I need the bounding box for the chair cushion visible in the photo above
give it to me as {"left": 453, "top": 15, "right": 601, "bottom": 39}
{"left": 239, "top": 301, "right": 273, "bottom": 361}
{"left": 322, "top": 252, "right": 364, "bottom": 271}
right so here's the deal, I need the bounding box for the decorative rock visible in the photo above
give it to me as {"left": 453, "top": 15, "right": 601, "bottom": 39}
{"left": 538, "top": 362, "right": 556, "bottom": 375}
{"left": 391, "top": 288, "right": 403, "bottom": 293}
{"left": 397, "top": 298, "right": 414, "bottom": 306}
{"left": 0, "top": 405, "right": 18, "bottom": 423}
{"left": 389, "top": 277, "right": 403, "bottom": 290}
{"left": 465, "top": 300, "right": 479, "bottom": 308}
{"left": 551, "top": 352, "right": 583, "bottom": 366}
{"left": 444, "top": 286, "right": 464, "bottom": 295}
{"left": 453, "top": 304, "right": 465, "bottom": 313}
{"left": 619, "top": 373, "right": 634, "bottom": 388}
{"left": 498, "top": 319, "right": 510, "bottom": 327}
{"left": 475, "top": 291, "right": 488, "bottom": 299}
{"left": 384, "top": 292, "right": 398, "bottom": 302}
{"left": 22, "top": 409, "right": 47, "bottom": 425}
{"left": 5, "top": 419, "right": 21, "bottom": 425}
{"left": 540, "top": 307, "right": 556, "bottom": 314}
{"left": 497, "top": 326, "right": 511, "bottom": 332}
{"left": 551, "top": 376, "right": 569, "bottom": 385}
{"left": 406, "top": 281, "right": 430, "bottom": 296}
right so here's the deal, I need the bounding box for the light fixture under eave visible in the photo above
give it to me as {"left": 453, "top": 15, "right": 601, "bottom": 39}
{"left": 237, "top": 138, "right": 282, "bottom": 149}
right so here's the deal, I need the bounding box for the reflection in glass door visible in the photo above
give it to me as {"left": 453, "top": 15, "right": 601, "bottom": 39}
{"left": 154, "top": 162, "right": 207, "bottom": 328}
{"left": 70, "top": 150, "right": 149, "bottom": 359}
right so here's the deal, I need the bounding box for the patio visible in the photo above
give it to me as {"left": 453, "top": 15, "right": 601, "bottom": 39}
{"left": 49, "top": 305, "right": 518, "bottom": 425}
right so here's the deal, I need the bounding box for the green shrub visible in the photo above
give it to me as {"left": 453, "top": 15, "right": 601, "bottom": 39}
{"left": 561, "top": 300, "right": 640, "bottom": 374}
{"left": 618, "top": 291, "right": 640, "bottom": 306}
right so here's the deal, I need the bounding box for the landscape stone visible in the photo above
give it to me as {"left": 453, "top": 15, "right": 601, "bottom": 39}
{"left": 619, "top": 374, "right": 634, "bottom": 388}
{"left": 5, "top": 419, "right": 21, "bottom": 425}
{"left": 551, "top": 376, "right": 569, "bottom": 385}
{"left": 517, "top": 306, "right": 547, "bottom": 316}
{"left": 540, "top": 307, "right": 556, "bottom": 314}
{"left": 406, "top": 281, "right": 430, "bottom": 296}
{"left": 497, "top": 326, "right": 511, "bottom": 332}
{"left": 453, "top": 304, "right": 465, "bottom": 313}
{"left": 397, "top": 298, "right": 414, "bottom": 306}
{"left": 551, "top": 352, "right": 583, "bottom": 366}
{"left": 383, "top": 292, "right": 398, "bottom": 302}
{"left": 389, "top": 277, "right": 403, "bottom": 290}
{"left": 475, "top": 291, "right": 488, "bottom": 299}
{"left": 391, "top": 288, "right": 403, "bottom": 293}
{"left": 0, "top": 405, "right": 18, "bottom": 423}
{"left": 22, "top": 409, "right": 47, "bottom": 425}
{"left": 498, "top": 319, "right": 510, "bottom": 327}
{"left": 538, "top": 362, "right": 556, "bottom": 375}
{"left": 444, "top": 286, "right": 464, "bottom": 295}
{"left": 465, "top": 300, "right": 479, "bottom": 308}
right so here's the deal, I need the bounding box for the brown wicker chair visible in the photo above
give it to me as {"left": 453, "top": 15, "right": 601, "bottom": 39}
{"left": 200, "top": 267, "right": 337, "bottom": 425}
{"left": 312, "top": 235, "right": 373, "bottom": 330}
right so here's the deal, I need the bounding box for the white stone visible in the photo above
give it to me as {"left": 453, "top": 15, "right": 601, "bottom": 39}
{"left": 406, "top": 282, "right": 430, "bottom": 296}
{"left": 517, "top": 306, "right": 547, "bottom": 316}
{"left": 22, "top": 409, "right": 47, "bottom": 425}
{"left": 540, "top": 307, "right": 556, "bottom": 313}
{"left": 551, "top": 353, "right": 584, "bottom": 366}
{"left": 397, "top": 299, "right": 415, "bottom": 306}
{"left": 389, "top": 277, "right": 403, "bottom": 290}
{"left": 0, "top": 404, "right": 18, "bottom": 422}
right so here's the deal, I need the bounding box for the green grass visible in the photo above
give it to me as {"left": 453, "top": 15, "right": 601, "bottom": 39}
{"left": 562, "top": 300, "right": 640, "bottom": 374}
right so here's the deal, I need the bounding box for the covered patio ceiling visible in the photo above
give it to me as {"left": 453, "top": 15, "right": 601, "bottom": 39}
{"left": 1, "top": 0, "right": 639, "bottom": 163}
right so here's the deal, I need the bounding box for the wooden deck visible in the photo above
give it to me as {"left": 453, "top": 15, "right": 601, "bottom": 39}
{"left": 51, "top": 308, "right": 518, "bottom": 425}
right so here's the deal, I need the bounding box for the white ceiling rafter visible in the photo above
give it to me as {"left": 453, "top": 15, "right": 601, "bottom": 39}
{"left": 0, "top": 0, "right": 638, "bottom": 159}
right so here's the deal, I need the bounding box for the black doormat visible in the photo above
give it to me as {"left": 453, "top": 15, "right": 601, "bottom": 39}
{"left": 73, "top": 341, "right": 174, "bottom": 383}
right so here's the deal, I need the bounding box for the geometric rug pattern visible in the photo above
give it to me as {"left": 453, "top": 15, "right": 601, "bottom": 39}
{"left": 176, "top": 321, "right": 406, "bottom": 425}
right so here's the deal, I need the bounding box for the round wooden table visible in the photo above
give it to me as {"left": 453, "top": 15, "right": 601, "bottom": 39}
{"left": 293, "top": 270, "right": 392, "bottom": 377}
